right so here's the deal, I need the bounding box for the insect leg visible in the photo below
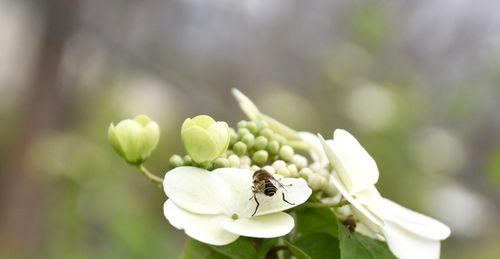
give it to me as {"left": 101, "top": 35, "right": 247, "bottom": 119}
{"left": 282, "top": 193, "right": 295, "bottom": 205}
{"left": 251, "top": 195, "right": 260, "bottom": 216}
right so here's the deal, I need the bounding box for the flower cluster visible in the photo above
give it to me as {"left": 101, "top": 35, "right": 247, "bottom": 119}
{"left": 108, "top": 89, "right": 451, "bottom": 259}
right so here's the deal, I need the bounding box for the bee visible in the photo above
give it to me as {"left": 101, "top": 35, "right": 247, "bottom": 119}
{"left": 342, "top": 215, "right": 357, "bottom": 234}
{"left": 249, "top": 169, "right": 294, "bottom": 216}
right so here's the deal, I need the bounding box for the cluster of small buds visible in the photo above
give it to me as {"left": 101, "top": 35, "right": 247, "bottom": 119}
{"left": 168, "top": 119, "right": 333, "bottom": 194}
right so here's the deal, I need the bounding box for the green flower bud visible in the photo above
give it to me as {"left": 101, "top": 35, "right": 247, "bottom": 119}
{"left": 169, "top": 154, "right": 184, "bottom": 168}
{"left": 253, "top": 150, "right": 269, "bottom": 166}
{"left": 181, "top": 115, "right": 230, "bottom": 164}
{"left": 108, "top": 115, "right": 160, "bottom": 165}
{"left": 241, "top": 133, "right": 255, "bottom": 148}
{"left": 308, "top": 174, "right": 322, "bottom": 191}
{"left": 255, "top": 120, "right": 269, "bottom": 130}
{"left": 229, "top": 128, "right": 238, "bottom": 146}
{"left": 246, "top": 121, "right": 258, "bottom": 134}
{"left": 213, "top": 157, "right": 230, "bottom": 168}
{"left": 279, "top": 145, "right": 295, "bottom": 161}
{"left": 254, "top": 136, "right": 268, "bottom": 150}
{"left": 273, "top": 134, "right": 287, "bottom": 144}
{"left": 233, "top": 141, "right": 248, "bottom": 156}
{"left": 299, "top": 168, "right": 313, "bottom": 180}
{"left": 251, "top": 165, "right": 261, "bottom": 171}
{"left": 237, "top": 120, "right": 248, "bottom": 129}
{"left": 238, "top": 128, "right": 251, "bottom": 138}
{"left": 324, "top": 183, "right": 338, "bottom": 197}
{"left": 266, "top": 140, "right": 280, "bottom": 154}
{"left": 259, "top": 128, "right": 274, "bottom": 139}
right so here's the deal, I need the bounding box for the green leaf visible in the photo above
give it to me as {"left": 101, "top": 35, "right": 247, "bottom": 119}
{"left": 295, "top": 207, "right": 339, "bottom": 237}
{"left": 181, "top": 238, "right": 229, "bottom": 259}
{"left": 338, "top": 224, "right": 396, "bottom": 259}
{"left": 291, "top": 233, "right": 341, "bottom": 259}
{"left": 210, "top": 237, "right": 258, "bottom": 259}
{"left": 284, "top": 239, "right": 312, "bottom": 259}
{"left": 257, "top": 238, "right": 279, "bottom": 258}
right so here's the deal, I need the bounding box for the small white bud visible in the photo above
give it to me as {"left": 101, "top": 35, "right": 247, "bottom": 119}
{"left": 272, "top": 160, "right": 287, "bottom": 170}
{"left": 239, "top": 155, "right": 252, "bottom": 166}
{"left": 228, "top": 154, "right": 240, "bottom": 167}
{"left": 276, "top": 168, "right": 290, "bottom": 178}
{"left": 251, "top": 165, "right": 261, "bottom": 171}
{"left": 239, "top": 164, "right": 251, "bottom": 170}
{"left": 262, "top": 165, "right": 276, "bottom": 174}
{"left": 308, "top": 174, "right": 322, "bottom": 191}
{"left": 287, "top": 164, "right": 299, "bottom": 177}
{"left": 292, "top": 154, "right": 308, "bottom": 169}
{"left": 299, "top": 168, "right": 313, "bottom": 179}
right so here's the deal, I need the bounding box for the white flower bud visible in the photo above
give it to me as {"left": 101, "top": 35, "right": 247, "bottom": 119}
{"left": 279, "top": 145, "right": 295, "bottom": 161}
{"left": 276, "top": 168, "right": 290, "bottom": 178}
{"left": 307, "top": 174, "right": 322, "bottom": 191}
{"left": 287, "top": 164, "right": 299, "bottom": 177}
{"left": 239, "top": 155, "right": 252, "bottom": 166}
{"left": 251, "top": 165, "right": 261, "bottom": 171}
{"left": 228, "top": 154, "right": 240, "bottom": 168}
{"left": 262, "top": 165, "right": 276, "bottom": 174}
{"left": 292, "top": 154, "right": 308, "bottom": 169}
{"left": 272, "top": 160, "right": 287, "bottom": 170}
{"left": 299, "top": 168, "right": 313, "bottom": 180}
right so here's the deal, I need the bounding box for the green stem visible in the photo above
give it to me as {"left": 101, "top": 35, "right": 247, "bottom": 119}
{"left": 137, "top": 164, "right": 164, "bottom": 187}
{"left": 303, "top": 200, "right": 349, "bottom": 208}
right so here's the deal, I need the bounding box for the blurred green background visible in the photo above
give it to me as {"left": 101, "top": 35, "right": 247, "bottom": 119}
{"left": 0, "top": 0, "right": 499, "bottom": 258}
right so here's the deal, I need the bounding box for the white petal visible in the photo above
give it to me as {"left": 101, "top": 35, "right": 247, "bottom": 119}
{"left": 209, "top": 168, "right": 255, "bottom": 216}
{"left": 247, "top": 177, "right": 312, "bottom": 217}
{"left": 231, "top": 88, "right": 260, "bottom": 120}
{"left": 330, "top": 173, "right": 383, "bottom": 227}
{"left": 373, "top": 198, "right": 451, "bottom": 240}
{"left": 221, "top": 212, "right": 294, "bottom": 238}
{"left": 319, "top": 130, "right": 379, "bottom": 194}
{"left": 381, "top": 220, "right": 441, "bottom": 259}
{"left": 163, "top": 166, "right": 228, "bottom": 215}
{"left": 356, "top": 186, "right": 382, "bottom": 206}
{"left": 355, "top": 222, "right": 385, "bottom": 241}
{"left": 298, "top": 132, "right": 329, "bottom": 165}
{"left": 163, "top": 200, "right": 239, "bottom": 246}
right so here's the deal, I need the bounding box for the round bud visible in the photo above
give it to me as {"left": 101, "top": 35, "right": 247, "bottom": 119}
{"left": 239, "top": 155, "right": 252, "bottom": 166}
{"left": 237, "top": 120, "right": 248, "bottom": 129}
{"left": 251, "top": 165, "right": 261, "bottom": 171}
{"left": 237, "top": 128, "right": 251, "bottom": 138}
{"left": 233, "top": 141, "right": 247, "bottom": 156}
{"left": 183, "top": 155, "right": 193, "bottom": 166}
{"left": 262, "top": 165, "right": 276, "bottom": 174}
{"left": 169, "top": 154, "right": 184, "bottom": 168}
{"left": 259, "top": 128, "right": 274, "bottom": 139}
{"left": 279, "top": 145, "right": 295, "bottom": 161}
{"left": 213, "top": 157, "right": 230, "bottom": 168}
{"left": 287, "top": 164, "right": 299, "bottom": 177}
{"left": 272, "top": 160, "right": 287, "bottom": 170}
{"left": 228, "top": 154, "right": 240, "bottom": 167}
{"left": 299, "top": 167, "right": 313, "bottom": 180}
{"left": 266, "top": 140, "right": 280, "bottom": 154}
{"left": 246, "top": 121, "right": 258, "bottom": 134}
{"left": 254, "top": 136, "right": 268, "bottom": 150}
{"left": 317, "top": 168, "right": 331, "bottom": 178}
{"left": 308, "top": 174, "right": 322, "bottom": 191}
{"left": 229, "top": 128, "right": 238, "bottom": 146}
{"left": 241, "top": 133, "right": 255, "bottom": 148}
{"left": 273, "top": 134, "right": 287, "bottom": 144}
{"left": 292, "top": 154, "right": 308, "bottom": 169}
{"left": 310, "top": 162, "right": 322, "bottom": 172}
{"left": 252, "top": 150, "right": 269, "bottom": 166}
{"left": 276, "top": 168, "right": 290, "bottom": 178}
{"left": 255, "top": 120, "right": 268, "bottom": 130}
{"left": 324, "top": 183, "right": 338, "bottom": 197}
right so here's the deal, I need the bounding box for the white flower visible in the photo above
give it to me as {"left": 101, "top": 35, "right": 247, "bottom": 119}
{"left": 163, "top": 167, "right": 312, "bottom": 246}
{"left": 318, "top": 129, "right": 451, "bottom": 259}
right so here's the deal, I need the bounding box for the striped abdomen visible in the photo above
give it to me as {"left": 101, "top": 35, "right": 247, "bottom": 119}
{"left": 263, "top": 180, "right": 277, "bottom": 196}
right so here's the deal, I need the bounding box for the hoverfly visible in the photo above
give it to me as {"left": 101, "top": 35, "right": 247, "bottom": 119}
{"left": 249, "top": 169, "right": 294, "bottom": 216}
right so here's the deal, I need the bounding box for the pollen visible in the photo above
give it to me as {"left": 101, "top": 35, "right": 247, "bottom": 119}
{"left": 231, "top": 213, "right": 239, "bottom": 220}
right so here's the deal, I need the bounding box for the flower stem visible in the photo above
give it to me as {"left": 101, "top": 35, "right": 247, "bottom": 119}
{"left": 303, "top": 200, "right": 349, "bottom": 208}
{"left": 137, "top": 164, "right": 164, "bottom": 187}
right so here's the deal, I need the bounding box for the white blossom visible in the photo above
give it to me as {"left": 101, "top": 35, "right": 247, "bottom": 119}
{"left": 319, "top": 129, "right": 451, "bottom": 259}
{"left": 163, "top": 167, "right": 312, "bottom": 246}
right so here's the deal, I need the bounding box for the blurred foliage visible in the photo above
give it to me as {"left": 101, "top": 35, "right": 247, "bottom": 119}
{"left": 0, "top": 0, "right": 499, "bottom": 258}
